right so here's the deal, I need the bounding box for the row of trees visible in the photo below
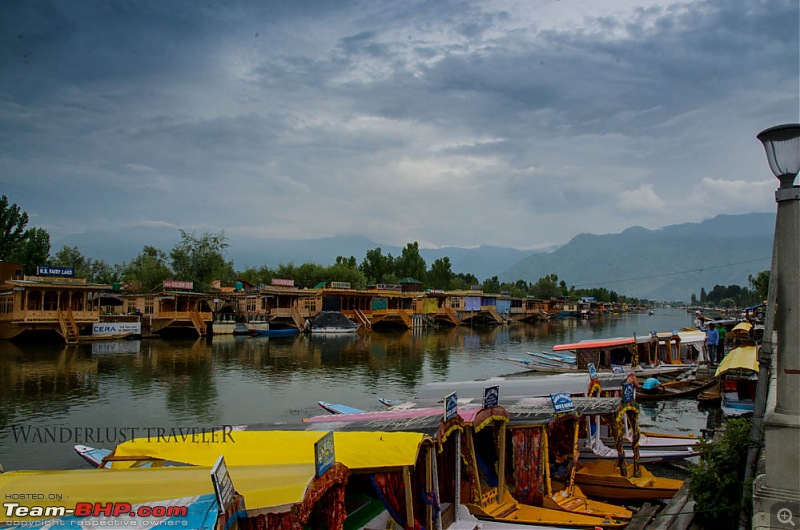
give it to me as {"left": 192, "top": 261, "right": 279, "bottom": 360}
{"left": 3, "top": 195, "right": 754, "bottom": 305}
{"left": 689, "top": 271, "right": 769, "bottom": 309}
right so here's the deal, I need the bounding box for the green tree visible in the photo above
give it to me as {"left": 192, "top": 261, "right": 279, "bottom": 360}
{"left": 51, "top": 246, "right": 90, "bottom": 277}
{"left": 531, "top": 274, "right": 563, "bottom": 299}
{"left": 0, "top": 195, "right": 29, "bottom": 260}
{"left": 451, "top": 272, "right": 479, "bottom": 290}
{"left": 325, "top": 263, "right": 367, "bottom": 289}
{"left": 123, "top": 246, "right": 172, "bottom": 291}
{"left": 482, "top": 275, "right": 501, "bottom": 293}
{"left": 237, "top": 265, "right": 274, "bottom": 286}
{"left": 12, "top": 227, "right": 50, "bottom": 274}
{"left": 360, "top": 248, "right": 393, "bottom": 284}
{"left": 748, "top": 270, "right": 770, "bottom": 301}
{"left": 394, "top": 242, "right": 427, "bottom": 283}
{"left": 427, "top": 257, "right": 452, "bottom": 290}
{"left": 169, "top": 230, "right": 234, "bottom": 290}
{"left": 335, "top": 255, "right": 358, "bottom": 269}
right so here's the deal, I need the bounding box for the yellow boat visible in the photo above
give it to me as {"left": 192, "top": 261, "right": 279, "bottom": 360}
{"left": 0, "top": 462, "right": 349, "bottom": 529}
{"left": 524, "top": 396, "right": 685, "bottom": 501}
{"left": 105, "top": 430, "right": 442, "bottom": 530}
{"left": 302, "top": 403, "right": 630, "bottom": 527}
{"left": 457, "top": 407, "right": 628, "bottom": 528}
{"left": 570, "top": 459, "right": 684, "bottom": 501}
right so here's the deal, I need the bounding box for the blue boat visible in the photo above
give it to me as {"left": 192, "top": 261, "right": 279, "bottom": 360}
{"left": 250, "top": 328, "right": 299, "bottom": 338}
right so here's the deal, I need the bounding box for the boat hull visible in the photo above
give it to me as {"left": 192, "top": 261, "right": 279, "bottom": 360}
{"left": 571, "top": 460, "right": 683, "bottom": 501}
{"left": 467, "top": 489, "right": 626, "bottom": 528}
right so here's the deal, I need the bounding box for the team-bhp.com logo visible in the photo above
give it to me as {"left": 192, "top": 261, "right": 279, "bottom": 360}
{"left": 4, "top": 502, "right": 188, "bottom": 519}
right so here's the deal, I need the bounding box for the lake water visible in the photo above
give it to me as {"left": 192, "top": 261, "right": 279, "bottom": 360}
{"left": 0, "top": 307, "right": 714, "bottom": 471}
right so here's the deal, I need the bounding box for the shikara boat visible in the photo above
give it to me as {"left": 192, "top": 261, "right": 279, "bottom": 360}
{"left": 98, "top": 430, "right": 448, "bottom": 530}
{"left": 716, "top": 346, "right": 758, "bottom": 417}
{"left": 568, "top": 459, "right": 684, "bottom": 501}
{"left": 304, "top": 405, "right": 629, "bottom": 527}
{"left": 0, "top": 462, "right": 349, "bottom": 529}
{"left": 635, "top": 377, "right": 717, "bottom": 401}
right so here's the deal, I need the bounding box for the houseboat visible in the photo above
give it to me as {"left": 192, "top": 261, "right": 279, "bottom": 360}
{"left": 0, "top": 262, "right": 111, "bottom": 343}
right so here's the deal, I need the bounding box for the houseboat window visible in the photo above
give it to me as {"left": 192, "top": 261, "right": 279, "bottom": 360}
{"left": 44, "top": 292, "right": 58, "bottom": 311}
{"left": 0, "top": 295, "right": 12, "bottom": 313}
{"left": 246, "top": 297, "right": 256, "bottom": 312}
{"left": 450, "top": 297, "right": 461, "bottom": 309}
{"left": 127, "top": 300, "right": 137, "bottom": 314}
{"left": 144, "top": 298, "right": 155, "bottom": 314}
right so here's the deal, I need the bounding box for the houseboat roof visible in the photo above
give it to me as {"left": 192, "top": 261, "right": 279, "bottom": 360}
{"left": 2, "top": 278, "right": 112, "bottom": 290}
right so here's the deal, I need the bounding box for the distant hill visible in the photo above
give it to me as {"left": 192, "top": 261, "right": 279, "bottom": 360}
{"left": 499, "top": 213, "right": 775, "bottom": 302}
{"left": 52, "top": 229, "right": 533, "bottom": 281}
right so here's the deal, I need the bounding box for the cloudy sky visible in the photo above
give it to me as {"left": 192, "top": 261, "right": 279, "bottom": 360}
{"left": 1, "top": 0, "right": 798, "bottom": 253}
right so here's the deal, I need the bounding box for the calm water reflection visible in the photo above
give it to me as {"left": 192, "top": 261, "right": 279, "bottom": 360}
{"left": 0, "top": 308, "right": 707, "bottom": 470}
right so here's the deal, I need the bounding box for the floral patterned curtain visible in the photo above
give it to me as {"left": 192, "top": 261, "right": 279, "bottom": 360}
{"left": 510, "top": 427, "right": 545, "bottom": 506}
{"left": 371, "top": 471, "right": 424, "bottom": 530}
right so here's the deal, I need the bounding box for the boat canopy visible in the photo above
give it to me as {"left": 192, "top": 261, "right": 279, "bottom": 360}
{"left": 731, "top": 321, "right": 754, "bottom": 333}
{"left": 0, "top": 463, "right": 344, "bottom": 527}
{"left": 111, "top": 430, "right": 427, "bottom": 471}
{"left": 505, "top": 396, "right": 624, "bottom": 426}
{"left": 553, "top": 337, "right": 636, "bottom": 351}
{"left": 715, "top": 346, "right": 759, "bottom": 376}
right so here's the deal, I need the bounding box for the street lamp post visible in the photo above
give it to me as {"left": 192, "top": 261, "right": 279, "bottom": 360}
{"left": 751, "top": 123, "right": 800, "bottom": 529}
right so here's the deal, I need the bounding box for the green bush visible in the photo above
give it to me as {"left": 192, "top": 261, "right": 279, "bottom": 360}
{"left": 688, "top": 417, "right": 751, "bottom": 527}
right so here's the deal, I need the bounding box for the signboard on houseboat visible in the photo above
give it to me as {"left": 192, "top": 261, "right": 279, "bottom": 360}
{"left": 482, "top": 385, "right": 499, "bottom": 410}
{"left": 622, "top": 382, "right": 636, "bottom": 403}
{"left": 550, "top": 392, "right": 575, "bottom": 413}
{"left": 36, "top": 266, "right": 75, "bottom": 278}
{"left": 612, "top": 366, "right": 625, "bottom": 375}
{"left": 588, "top": 362, "right": 598, "bottom": 380}
{"left": 272, "top": 278, "right": 295, "bottom": 287}
{"left": 314, "top": 431, "right": 335, "bottom": 477}
{"left": 444, "top": 392, "right": 458, "bottom": 422}
{"left": 164, "top": 280, "right": 194, "bottom": 290}
{"left": 92, "top": 322, "right": 142, "bottom": 336}
{"left": 329, "top": 281, "right": 351, "bottom": 289}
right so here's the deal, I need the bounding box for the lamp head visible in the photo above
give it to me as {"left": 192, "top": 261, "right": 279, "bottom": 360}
{"left": 757, "top": 124, "right": 800, "bottom": 188}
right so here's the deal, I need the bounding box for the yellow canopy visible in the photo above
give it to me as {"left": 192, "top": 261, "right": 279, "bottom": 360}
{"left": 731, "top": 322, "right": 753, "bottom": 333}
{"left": 715, "top": 346, "right": 759, "bottom": 376}
{"left": 112, "top": 430, "right": 427, "bottom": 471}
{"left": 0, "top": 464, "right": 322, "bottom": 523}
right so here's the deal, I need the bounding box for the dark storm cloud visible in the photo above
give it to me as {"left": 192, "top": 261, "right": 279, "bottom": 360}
{"left": 0, "top": 0, "right": 796, "bottom": 249}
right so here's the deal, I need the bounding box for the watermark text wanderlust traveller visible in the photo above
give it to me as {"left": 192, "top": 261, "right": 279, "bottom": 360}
{"left": 10, "top": 425, "right": 237, "bottom": 444}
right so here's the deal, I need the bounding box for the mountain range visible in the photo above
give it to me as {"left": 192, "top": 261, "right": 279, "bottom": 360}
{"left": 53, "top": 212, "right": 775, "bottom": 302}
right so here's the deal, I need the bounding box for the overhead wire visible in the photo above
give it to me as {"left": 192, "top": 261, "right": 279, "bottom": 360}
{"left": 571, "top": 257, "right": 770, "bottom": 288}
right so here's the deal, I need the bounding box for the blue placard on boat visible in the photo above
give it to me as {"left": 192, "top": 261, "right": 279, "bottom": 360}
{"left": 550, "top": 392, "right": 575, "bottom": 413}
{"left": 588, "top": 363, "right": 598, "bottom": 380}
{"left": 612, "top": 365, "right": 625, "bottom": 375}
{"left": 314, "top": 431, "right": 335, "bottom": 477}
{"left": 444, "top": 392, "right": 458, "bottom": 422}
{"left": 211, "top": 455, "right": 235, "bottom": 514}
{"left": 482, "top": 385, "right": 499, "bottom": 410}
{"left": 36, "top": 265, "right": 75, "bottom": 278}
{"left": 622, "top": 382, "right": 636, "bottom": 403}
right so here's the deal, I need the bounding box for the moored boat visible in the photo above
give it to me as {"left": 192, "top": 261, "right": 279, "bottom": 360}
{"left": 635, "top": 377, "right": 717, "bottom": 401}
{"left": 250, "top": 327, "right": 299, "bottom": 338}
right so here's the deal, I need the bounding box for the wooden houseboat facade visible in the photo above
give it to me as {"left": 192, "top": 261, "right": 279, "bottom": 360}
{"left": 0, "top": 262, "right": 112, "bottom": 343}
{"left": 112, "top": 281, "right": 213, "bottom": 337}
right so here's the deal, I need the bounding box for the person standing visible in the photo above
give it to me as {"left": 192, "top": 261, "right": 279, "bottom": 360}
{"left": 705, "top": 322, "right": 719, "bottom": 364}
{"left": 716, "top": 324, "right": 727, "bottom": 358}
